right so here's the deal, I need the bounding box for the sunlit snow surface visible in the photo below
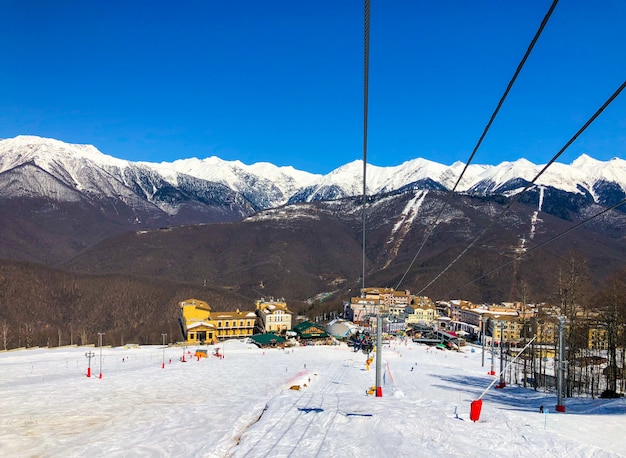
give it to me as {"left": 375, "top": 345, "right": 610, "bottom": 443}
{"left": 1, "top": 341, "right": 625, "bottom": 457}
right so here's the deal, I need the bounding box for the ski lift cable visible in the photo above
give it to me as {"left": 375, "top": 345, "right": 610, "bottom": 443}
{"left": 477, "top": 336, "right": 537, "bottom": 401}
{"left": 444, "top": 196, "right": 626, "bottom": 298}
{"left": 416, "top": 79, "right": 626, "bottom": 296}
{"left": 394, "top": 0, "right": 560, "bottom": 291}
{"left": 362, "top": 0, "right": 370, "bottom": 293}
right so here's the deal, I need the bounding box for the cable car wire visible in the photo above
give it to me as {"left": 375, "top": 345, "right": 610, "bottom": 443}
{"left": 362, "top": 0, "right": 371, "bottom": 293}
{"left": 416, "top": 79, "right": 626, "bottom": 296}
{"left": 444, "top": 196, "right": 626, "bottom": 298}
{"left": 395, "top": 0, "right": 560, "bottom": 291}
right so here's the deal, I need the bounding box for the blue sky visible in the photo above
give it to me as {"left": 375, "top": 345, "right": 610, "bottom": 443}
{"left": 1, "top": 1, "right": 625, "bottom": 174}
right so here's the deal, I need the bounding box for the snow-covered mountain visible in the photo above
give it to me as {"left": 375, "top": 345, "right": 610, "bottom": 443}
{"left": 1, "top": 136, "right": 624, "bottom": 299}
{"left": 1, "top": 135, "right": 625, "bottom": 216}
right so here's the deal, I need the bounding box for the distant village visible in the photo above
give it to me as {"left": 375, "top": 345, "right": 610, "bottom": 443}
{"left": 179, "top": 286, "right": 621, "bottom": 397}
{"left": 179, "top": 286, "right": 608, "bottom": 353}
{"left": 179, "top": 298, "right": 332, "bottom": 348}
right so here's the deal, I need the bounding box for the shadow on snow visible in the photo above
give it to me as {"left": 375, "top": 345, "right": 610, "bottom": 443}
{"left": 429, "top": 373, "right": 626, "bottom": 416}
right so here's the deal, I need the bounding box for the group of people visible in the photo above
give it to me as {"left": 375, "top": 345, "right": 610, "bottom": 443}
{"left": 349, "top": 331, "right": 374, "bottom": 353}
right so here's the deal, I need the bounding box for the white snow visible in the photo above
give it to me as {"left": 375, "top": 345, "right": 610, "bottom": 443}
{"left": 390, "top": 190, "right": 428, "bottom": 237}
{"left": 151, "top": 156, "right": 320, "bottom": 202}
{"left": 1, "top": 340, "right": 625, "bottom": 457}
{"left": 1, "top": 136, "right": 625, "bottom": 209}
{"left": 528, "top": 186, "right": 545, "bottom": 241}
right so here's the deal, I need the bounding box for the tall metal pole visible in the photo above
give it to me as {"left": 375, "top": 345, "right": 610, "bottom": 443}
{"left": 97, "top": 332, "right": 105, "bottom": 379}
{"left": 490, "top": 332, "right": 496, "bottom": 376}
{"left": 481, "top": 316, "right": 486, "bottom": 367}
{"left": 375, "top": 313, "right": 382, "bottom": 397}
{"left": 498, "top": 321, "right": 506, "bottom": 388}
{"left": 556, "top": 316, "right": 566, "bottom": 412}
{"left": 85, "top": 351, "right": 94, "bottom": 378}
{"left": 361, "top": 0, "right": 370, "bottom": 294}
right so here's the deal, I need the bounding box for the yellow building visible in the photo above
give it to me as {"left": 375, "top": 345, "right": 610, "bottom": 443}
{"left": 179, "top": 299, "right": 256, "bottom": 344}
{"left": 405, "top": 303, "right": 437, "bottom": 325}
{"left": 535, "top": 318, "right": 558, "bottom": 345}
{"left": 352, "top": 287, "right": 414, "bottom": 319}
{"left": 255, "top": 299, "right": 293, "bottom": 334}
{"left": 446, "top": 300, "right": 477, "bottom": 322}
{"left": 588, "top": 325, "right": 608, "bottom": 350}
{"left": 488, "top": 316, "right": 524, "bottom": 343}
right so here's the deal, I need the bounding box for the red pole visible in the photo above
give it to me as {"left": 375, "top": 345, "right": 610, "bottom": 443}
{"left": 87, "top": 367, "right": 91, "bottom": 377}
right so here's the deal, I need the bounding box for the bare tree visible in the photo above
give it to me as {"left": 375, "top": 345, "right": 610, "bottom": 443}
{"left": 596, "top": 269, "right": 626, "bottom": 397}
{"left": 23, "top": 323, "right": 33, "bottom": 348}
{"left": 2, "top": 320, "right": 8, "bottom": 350}
{"left": 556, "top": 252, "right": 591, "bottom": 397}
{"left": 79, "top": 329, "right": 89, "bottom": 346}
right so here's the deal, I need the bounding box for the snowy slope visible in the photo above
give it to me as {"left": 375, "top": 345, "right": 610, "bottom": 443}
{"left": 1, "top": 341, "right": 624, "bottom": 457}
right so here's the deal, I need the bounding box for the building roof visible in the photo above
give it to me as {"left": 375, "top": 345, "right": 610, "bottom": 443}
{"left": 180, "top": 298, "right": 211, "bottom": 311}
{"left": 326, "top": 319, "right": 360, "bottom": 338}
{"left": 256, "top": 303, "right": 293, "bottom": 315}
{"left": 213, "top": 311, "right": 257, "bottom": 319}
{"left": 407, "top": 303, "right": 436, "bottom": 311}
{"left": 249, "top": 333, "right": 287, "bottom": 347}
{"left": 293, "top": 321, "right": 329, "bottom": 339}
{"left": 362, "top": 287, "right": 395, "bottom": 294}
{"left": 187, "top": 321, "right": 215, "bottom": 330}
{"left": 255, "top": 299, "right": 293, "bottom": 313}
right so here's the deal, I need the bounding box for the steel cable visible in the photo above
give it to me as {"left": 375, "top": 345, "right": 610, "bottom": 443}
{"left": 395, "top": 0, "right": 560, "bottom": 290}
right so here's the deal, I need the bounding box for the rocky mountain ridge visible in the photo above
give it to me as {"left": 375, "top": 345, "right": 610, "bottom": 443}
{"left": 0, "top": 136, "right": 625, "bottom": 348}
{"left": 0, "top": 135, "right": 624, "bottom": 272}
{"left": 2, "top": 136, "right": 625, "bottom": 213}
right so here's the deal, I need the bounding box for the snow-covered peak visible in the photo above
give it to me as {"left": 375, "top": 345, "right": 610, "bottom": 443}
{"left": 247, "top": 162, "right": 319, "bottom": 186}
{"left": 0, "top": 135, "right": 130, "bottom": 171}
{"left": 567, "top": 153, "right": 626, "bottom": 197}
{"left": 1, "top": 135, "right": 624, "bottom": 209}
{"left": 157, "top": 155, "right": 319, "bottom": 201}
{"left": 571, "top": 153, "right": 601, "bottom": 168}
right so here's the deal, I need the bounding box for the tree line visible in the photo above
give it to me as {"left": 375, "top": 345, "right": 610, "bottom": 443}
{"left": 507, "top": 254, "right": 626, "bottom": 399}
{"left": 0, "top": 259, "right": 260, "bottom": 349}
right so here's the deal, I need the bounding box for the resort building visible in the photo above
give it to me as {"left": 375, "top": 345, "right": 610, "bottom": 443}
{"left": 255, "top": 298, "right": 293, "bottom": 334}
{"left": 179, "top": 299, "right": 256, "bottom": 344}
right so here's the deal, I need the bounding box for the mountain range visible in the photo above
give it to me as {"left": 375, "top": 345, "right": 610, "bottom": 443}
{"left": 1, "top": 135, "right": 625, "bottom": 347}
{"left": 2, "top": 135, "right": 625, "bottom": 221}
{"left": 1, "top": 134, "right": 625, "bottom": 268}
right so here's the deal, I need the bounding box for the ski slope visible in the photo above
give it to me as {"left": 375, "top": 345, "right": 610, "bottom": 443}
{"left": 1, "top": 340, "right": 625, "bottom": 457}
